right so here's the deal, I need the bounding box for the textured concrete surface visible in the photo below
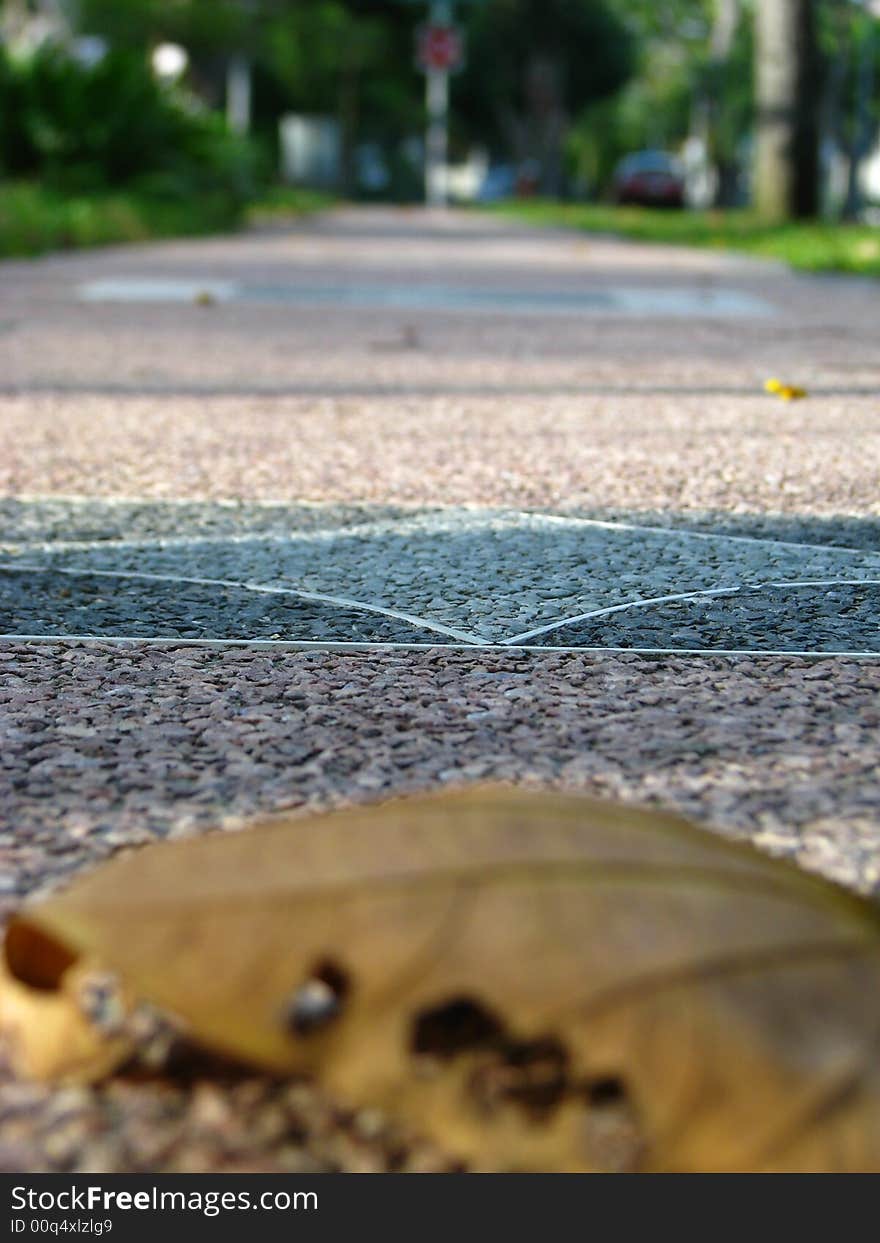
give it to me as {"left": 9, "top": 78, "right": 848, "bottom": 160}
{"left": 2, "top": 499, "right": 880, "bottom": 651}
{"left": 1, "top": 207, "right": 878, "bottom": 512}
{"left": 1, "top": 207, "right": 879, "bottom": 1171}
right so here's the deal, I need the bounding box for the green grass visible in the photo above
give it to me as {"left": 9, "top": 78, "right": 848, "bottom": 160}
{"left": 487, "top": 200, "right": 880, "bottom": 278}
{"left": 247, "top": 185, "right": 335, "bottom": 223}
{"left": 0, "top": 182, "right": 331, "bottom": 259}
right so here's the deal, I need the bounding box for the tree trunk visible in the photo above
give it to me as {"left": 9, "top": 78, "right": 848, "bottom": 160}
{"left": 754, "top": 0, "right": 820, "bottom": 219}
{"left": 338, "top": 58, "right": 359, "bottom": 199}
{"left": 820, "top": 0, "right": 848, "bottom": 218}
{"left": 226, "top": 55, "right": 252, "bottom": 136}
{"left": 841, "top": 17, "right": 877, "bottom": 221}
{"left": 709, "top": 0, "right": 741, "bottom": 207}
{"left": 523, "top": 56, "right": 567, "bottom": 197}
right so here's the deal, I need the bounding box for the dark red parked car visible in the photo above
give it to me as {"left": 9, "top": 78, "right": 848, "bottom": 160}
{"left": 612, "top": 150, "right": 686, "bottom": 208}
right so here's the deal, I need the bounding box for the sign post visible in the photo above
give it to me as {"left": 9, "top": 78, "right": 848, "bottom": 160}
{"left": 416, "top": 1, "right": 464, "bottom": 207}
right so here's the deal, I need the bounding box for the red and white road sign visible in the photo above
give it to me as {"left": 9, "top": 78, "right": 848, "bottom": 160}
{"left": 416, "top": 23, "right": 464, "bottom": 73}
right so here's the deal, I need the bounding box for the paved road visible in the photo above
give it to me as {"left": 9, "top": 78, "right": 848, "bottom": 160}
{"left": 2, "top": 207, "right": 879, "bottom": 654}
{"left": 2, "top": 206, "right": 879, "bottom": 513}
{"left": 1, "top": 207, "right": 879, "bottom": 1171}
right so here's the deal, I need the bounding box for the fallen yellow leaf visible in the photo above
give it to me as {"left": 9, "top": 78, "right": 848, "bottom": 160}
{"left": 4, "top": 787, "right": 880, "bottom": 1171}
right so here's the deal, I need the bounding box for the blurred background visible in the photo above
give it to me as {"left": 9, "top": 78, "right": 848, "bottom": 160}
{"left": 0, "top": 1, "right": 878, "bottom": 265}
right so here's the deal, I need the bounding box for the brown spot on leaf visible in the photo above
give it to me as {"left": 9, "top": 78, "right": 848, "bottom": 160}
{"left": 411, "top": 997, "right": 504, "bottom": 1059}
{"left": 585, "top": 1074, "right": 629, "bottom": 1108}
{"left": 469, "top": 1036, "right": 571, "bottom": 1118}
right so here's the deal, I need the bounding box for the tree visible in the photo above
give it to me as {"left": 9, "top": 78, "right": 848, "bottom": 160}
{"left": 754, "top": 0, "right": 820, "bottom": 218}
{"left": 823, "top": 0, "right": 879, "bottom": 220}
{"left": 704, "top": 0, "right": 744, "bottom": 204}
{"left": 457, "top": 0, "right": 636, "bottom": 195}
{"left": 263, "top": 2, "right": 418, "bottom": 195}
{"left": 74, "top": 0, "right": 422, "bottom": 193}
{"left": 70, "top": 0, "right": 635, "bottom": 199}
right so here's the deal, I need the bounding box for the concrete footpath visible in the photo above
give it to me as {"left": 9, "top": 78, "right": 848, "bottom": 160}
{"left": 1, "top": 207, "right": 879, "bottom": 1170}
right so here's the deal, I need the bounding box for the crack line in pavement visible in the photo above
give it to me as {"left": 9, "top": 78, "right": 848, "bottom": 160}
{"left": 1, "top": 633, "right": 879, "bottom": 659}
{"left": 0, "top": 518, "right": 449, "bottom": 553}
{"left": 6, "top": 503, "right": 880, "bottom": 559}
{"left": 0, "top": 507, "right": 556, "bottom": 553}
{"left": 0, "top": 562, "right": 485, "bottom": 646}
{"left": 0, "top": 531, "right": 386, "bottom": 553}
{"left": 523, "top": 511, "right": 880, "bottom": 560}
{"left": 0, "top": 526, "right": 419, "bottom": 554}
{"left": 501, "top": 578, "right": 880, "bottom": 646}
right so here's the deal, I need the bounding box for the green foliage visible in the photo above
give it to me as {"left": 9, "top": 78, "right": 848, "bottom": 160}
{"left": 578, "top": 4, "right": 753, "bottom": 199}
{"left": 264, "top": 1, "right": 363, "bottom": 114}
{"left": 62, "top": 0, "right": 642, "bottom": 198}
{"left": 76, "top": 0, "right": 424, "bottom": 194}
{"left": 263, "top": 1, "right": 426, "bottom": 196}
{"left": 609, "top": 0, "right": 714, "bottom": 46}
{"left": 0, "top": 44, "right": 262, "bottom": 205}
{"left": 693, "top": 14, "right": 754, "bottom": 170}
{"left": 263, "top": 1, "right": 418, "bottom": 137}
{"left": 0, "top": 181, "right": 328, "bottom": 259}
{"left": 76, "top": 0, "right": 253, "bottom": 55}
{"left": 568, "top": 71, "right": 693, "bottom": 197}
{"left": 0, "top": 182, "right": 221, "bottom": 257}
{"left": 567, "top": 0, "right": 749, "bottom": 200}
{"left": 818, "top": 0, "right": 880, "bottom": 216}
{"left": 457, "top": 0, "right": 636, "bottom": 156}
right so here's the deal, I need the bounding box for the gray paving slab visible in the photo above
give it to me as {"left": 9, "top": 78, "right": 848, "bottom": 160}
{"left": 79, "top": 276, "right": 775, "bottom": 317}
{"left": 2, "top": 499, "right": 879, "bottom": 652}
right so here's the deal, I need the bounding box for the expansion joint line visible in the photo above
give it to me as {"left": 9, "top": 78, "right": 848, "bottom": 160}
{"left": 502, "top": 578, "right": 880, "bottom": 646}
{"left": 0, "top": 561, "right": 485, "bottom": 646}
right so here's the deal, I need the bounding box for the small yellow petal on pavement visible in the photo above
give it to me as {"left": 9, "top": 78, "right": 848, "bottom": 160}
{"left": 764, "top": 379, "right": 807, "bottom": 400}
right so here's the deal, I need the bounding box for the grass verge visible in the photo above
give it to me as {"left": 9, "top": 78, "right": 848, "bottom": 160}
{"left": 0, "top": 183, "right": 332, "bottom": 259}
{"left": 488, "top": 200, "right": 880, "bottom": 278}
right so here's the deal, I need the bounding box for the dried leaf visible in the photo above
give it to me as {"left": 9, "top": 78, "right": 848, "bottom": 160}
{"left": 5, "top": 786, "right": 880, "bottom": 1172}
